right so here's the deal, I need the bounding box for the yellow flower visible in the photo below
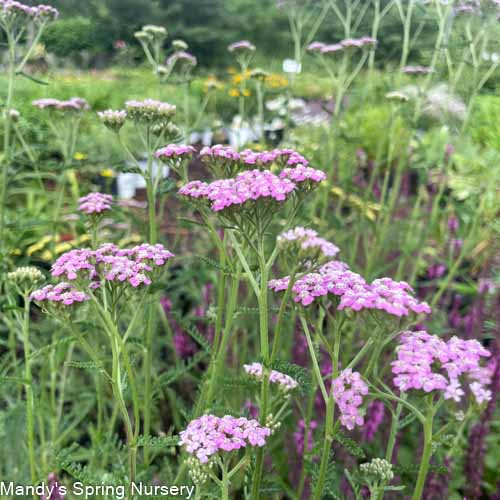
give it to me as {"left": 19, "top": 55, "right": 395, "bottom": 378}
{"left": 232, "top": 74, "right": 244, "bottom": 84}
{"left": 229, "top": 88, "right": 240, "bottom": 97}
{"left": 27, "top": 235, "right": 54, "bottom": 256}
{"left": 101, "top": 168, "right": 116, "bottom": 178}
{"left": 265, "top": 73, "right": 289, "bottom": 89}
{"left": 73, "top": 152, "right": 88, "bottom": 161}
{"left": 242, "top": 89, "right": 251, "bottom": 97}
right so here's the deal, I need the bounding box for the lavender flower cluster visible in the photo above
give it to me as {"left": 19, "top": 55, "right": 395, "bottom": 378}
{"left": 228, "top": 40, "right": 256, "bottom": 53}
{"left": 308, "top": 37, "right": 377, "bottom": 55}
{"left": 32, "top": 97, "right": 90, "bottom": 112}
{"left": 155, "top": 144, "right": 196, "bottom": 161}
{"left": 277, "top": 226, "right": 339, "bottom": 260}
{"left": 392, "top": 330, "right": 493, "bottom": 404}
{"left": 78, "top": 192, "right": 113, "bottom": 215}
{"left": 332, "top": 368, "right": 369, "bottom": 430}
{"left": 402, "top": 65, "right": 434, "bottom": 75}
{"left": 243, "top": 362, "right": 299, "bottom": 391}
{"left": 179, "top": 414, "right": 271, "bottom": 463}
{"left": 0, "top": 0, "right": 58, "bottom": 22}
{"left": 50, "top": 243, "right": 174, "bottom": 289}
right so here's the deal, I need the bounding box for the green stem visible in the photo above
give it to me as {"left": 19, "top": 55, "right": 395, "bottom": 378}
{"left": 412, "top": 403, "right": 434, "bottom": 500}
{"left": 22, "top": 294, "right": 37, "bottom": 491}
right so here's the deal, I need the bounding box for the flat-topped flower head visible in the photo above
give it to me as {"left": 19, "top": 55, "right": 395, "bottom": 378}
{"left": 51, "top": 243, "right": 174, "bottom": 289}
{"left": 403, "top": 65, "right": 434, "bottom": 75}
{"left": 179, "top": 414, "right": 271, "bottom": 463}
{"left": 277, "top": 226, "right": 339, "bottom": 263}
{"left": 31, "top": 282, "right": 89, "bottom": 306}
{"left": 32, "top": 4, "right": 58, "bottom": 22}
{"left": 307, "top": 41, "right": 326, "bottom": 53}
{"left": 179, "top": 169, "right": 296, "bottom": 214}
{"left": 125, "top": 99, "right": 176, "bottom": 123}
{"left": 338, "top": 277, "right": 431, "bottom": 317}
{"left": 1, "top": 1, "right": 58, "bottom": 24}
{"left": 321, "top": 43, "right": 344, "bottom": 55}
{"left": 243, "top": 362, "right": 298, "bottom": 392}
{"left": 155, "top": 144, "right": 195, "bottom": 161}
{"left": 142, "top": 24, "right": 167, "bottom": 38}
{"left": 32, "top": 97, "right": 89, "bottom": 112}
{"left": 78, "top": 192, "right": 113, "bottom": 215}
{"left": 172, "top": 39, "right": 188, "bottom": 51}
{"left": 279, "top": 165, "right": 326, "bottom": 192}
{"left": 392, "top": 330, "right": 492, "bottom": 405}
{"left": 97, "top": 109, "right": 127, "bottom": 132}
{"left": 228, "top": 40, "right": 256, "bottom": 53}
{"left": 332, "top": 368, "right": 368, "bottom": 430}
{"left": 166, "top": 51, "right": 197, "bottom": 71}
{"left": 269, "top": 260, "right": 364, "bottom": 306}
{"left": 200, "top": 144, "right": 241, "bottom": 176}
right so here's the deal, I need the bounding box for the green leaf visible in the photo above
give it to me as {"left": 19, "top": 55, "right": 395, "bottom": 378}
{"left": 136, "top": 435, "right": 179, "bottom": 448}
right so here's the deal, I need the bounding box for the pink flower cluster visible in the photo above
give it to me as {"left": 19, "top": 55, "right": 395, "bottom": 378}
{"left": 0, "top": 0, "right": 58, "bottom": 21}
{"left": 155, "top": 144, "right": 196, "bottom": 161}
{"left": 269, "top": 261, "right": 364, "bottom": 306}
{"left": 332, "top": 369, "right": 369, "bottom": 430}
{"left": 243, "top": 362, "right": 298, "bottom": 391}
{"left": 32, "top": 97, "right": 90, "bottom": 112}
{"left": 179, "top": 414, "right": 271, "bottom": 463}
{"left": 31, "top": 283, "right": 89, "bottom": 305}
{"left": 392, "top": 330, "right": 493, "bottom": 404}
{"left": 78, "top": 192, "right": 113, "bottom": 215}
{"left": 337, "top": 277, "right": 431, "bottom": 317}
{"left": 270, "top": 262, "right": 430, "bottom": 317}
{"left": 179, "top": 169, "right": 296, "bottom": 212}
{"left": 277, "top": 226, "right": 339, "bottom": 259}
{"left": 279, "top": 165, "right": 326, "bottom": 184}
{"left": 308, "top": 37, "right": 376, "bottom": 54}
{"left": 51, "top": 243, "right": 174, "bottom": 288}
{"left": 228, "top": 40, "right": 256, "bottom": 52}
{"left": 403, "top": 65, "right": 434, "bottom": 74}
{"left": 293, "top": 419, "right": 317, "bottom": 454}
{"left": 166, "top": 51, "right": 197, "bottom": 68}
{"left": 199, "top": 145, "right": 309, "bottom": 170}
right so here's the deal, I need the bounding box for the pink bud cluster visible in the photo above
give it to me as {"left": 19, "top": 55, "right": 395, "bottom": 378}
{"left": 0, "top": 0, "right": 58, "bottom": 22}
{"left": 51, "top": 243, "right": 174, "bottom": 288}
{"left": 179, "top": 169, "right": 296, "bottom": 212}
{"left": 402, "top": 65, "right": 434, "bottom": 74}
{"left": 332, "top": 369, "right": 369, "bottom": 430}
{"left": 277, "top": 226, "right": 339, "bottom": 259}
{"left": 243, "top": 362, "right": 298, "bottom": 391}
{"left": 155, "top": 144, "right": 196, "bottom": 161}
{"left": 32, "top": 97, "right": 90, "bottom": 112}
{"left": 31, "top": 283, "right": 89, "bottom": 305}
{"left": 125, "top": 99, "right": 176, "bottom": 122}
{"left": 392, "top": 331, "right": 493, "bottom": 404}
{"left": 228, "top": 40, "right": 256, "bottom": 52}
{"left": 78, "top": 192, "right": 113, "bottom": 215}
{"left": 179, "top": 415, "right": 271, "bottom": 463}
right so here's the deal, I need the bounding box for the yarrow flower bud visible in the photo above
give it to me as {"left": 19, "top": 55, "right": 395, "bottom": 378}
{"left": 277, "top": 226, "right": 339, "bottom": 262}
{"left": 8, "top": 108, "right": 20, "bottom": 121}
{"left": 78, "top": 192, "right": 113, "bottom": 215}
{"left": 243, "top": 362, "right": 298, "bottom": 392}
{"left": 142, "top": 24, "right": 167, "bottom": 38}
{"left": 391, "top": 330, "right": 492, "bottom": 404}
{"left": 7, "top": 266, "right": 44, "bottom": 292}
{"left": 97, "top": 109, "right": 127, "bottom": 132}
{"left": 172, "top": 39, "right": 188, "bottom": 51}
{"left": 332, "top": 368, "right": 368, "bottom": 430}
{"left": 125, "top": 99, "right": 176, "bottom": 124}
{"left": 166, "top": 51, "right": 197, "bottom": 71}
{"left": 134, "top": 30, "right": 153, "bottom": 42}
{"left": 179, "top": 414, "right": 271, "bottom": 463}
{"left": 360, "top": 458, "right": 394, "bottom": 483}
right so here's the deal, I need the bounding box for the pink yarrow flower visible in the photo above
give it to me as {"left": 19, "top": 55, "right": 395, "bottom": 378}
{"left": 155, "top": 144, "right": 195, "bottom": 160}
{"left": 277, "top": 226, "right": 339, "bottom": 260}
{"left": 179, "top": 415, "right": 271, "bottom": 463}
{"left": 228, "top": 40, "right": 256, "bottom": 52}
{"left": 332, "top": 369, "right": 369, "bottom": 430}
{"left": 31, "top": 282, "right": 89, "bottom": 306}
{"left": 78, "top": 192, "right": 113, "bottom": 215}
{"left": 391, "top": 330, "right": 492, "bottom": 404}
{"left": 243, "top": 362, "right": 298, "bottom": 391}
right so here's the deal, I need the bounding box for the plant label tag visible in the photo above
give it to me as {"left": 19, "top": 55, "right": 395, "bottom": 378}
{"left": 283, "top": 59, "right": 302, "bottom": 74}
